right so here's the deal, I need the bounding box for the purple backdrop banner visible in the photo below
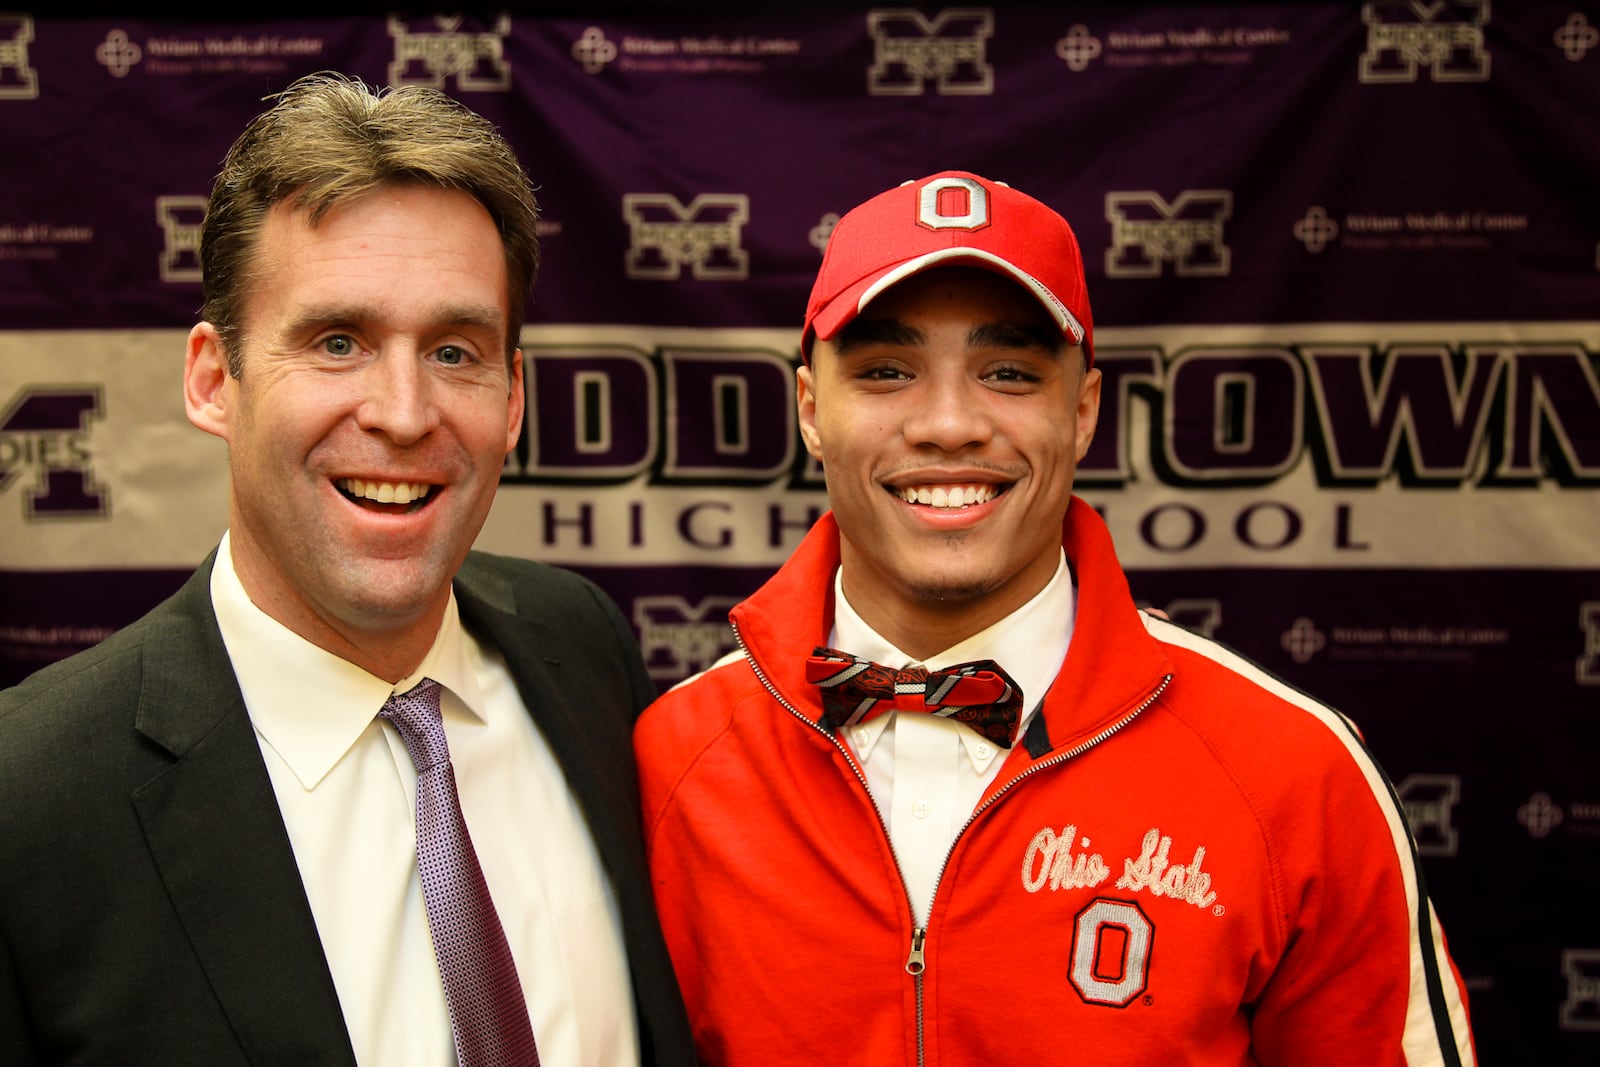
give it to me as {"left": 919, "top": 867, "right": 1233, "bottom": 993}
{"left": 3, "top": 5, "right": 1598, "bottom": 1060}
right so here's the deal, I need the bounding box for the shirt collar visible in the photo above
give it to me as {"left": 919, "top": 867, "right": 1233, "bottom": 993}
{"left": 828, "top": 549, "right": 1075, "bottom": 769}
{"left": 210, "top": 530, "right": 487, "bottom": 791}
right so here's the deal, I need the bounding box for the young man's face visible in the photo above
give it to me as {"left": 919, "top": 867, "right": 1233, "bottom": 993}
{"left": 183, "top": 185, "right": 523, "bottom": 673}
{"left": 798, "top": 266, "right": 1101, "bottom": 652}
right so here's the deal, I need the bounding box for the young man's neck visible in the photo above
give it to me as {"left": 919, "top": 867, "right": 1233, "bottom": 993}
{"left": 837, "top": 568, "right": 1050, "bottom": 663}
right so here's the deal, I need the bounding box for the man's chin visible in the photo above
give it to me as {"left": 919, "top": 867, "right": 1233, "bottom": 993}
{"left": 328, "top": 558, "right": 454, "bottom": 622}
{"left": 899, "top": 572, "right": 1004, "bottom": 606}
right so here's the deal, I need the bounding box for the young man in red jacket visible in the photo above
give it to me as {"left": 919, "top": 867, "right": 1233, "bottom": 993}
{"left": 635, "top": 171, "right": 1475, "bottom": 1065}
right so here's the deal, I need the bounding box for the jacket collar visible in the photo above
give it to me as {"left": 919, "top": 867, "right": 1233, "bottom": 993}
{"left": 730, "top": 497, "right": 1173, "bottom": 757}
{"left": 131, "top": 552, "right": 358, "bottom": 1063}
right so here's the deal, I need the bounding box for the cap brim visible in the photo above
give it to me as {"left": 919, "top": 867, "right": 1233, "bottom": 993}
{"left": 809, "top": 247, "right": 1087, "bottom": 349}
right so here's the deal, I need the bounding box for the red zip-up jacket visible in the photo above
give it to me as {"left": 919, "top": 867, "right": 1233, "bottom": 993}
{"left": 636, "top": 499, "right": 1475, "bottom": 1066}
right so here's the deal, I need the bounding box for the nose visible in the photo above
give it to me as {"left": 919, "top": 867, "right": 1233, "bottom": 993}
{"left": 903, "top": 373, "right": 993, "bottom": 452}
{"left": 354, "top": 349, "right": 440, "bottom": 445}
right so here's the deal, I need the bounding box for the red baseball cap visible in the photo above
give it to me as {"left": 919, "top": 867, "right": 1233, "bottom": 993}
{"left": 802, "top": 171, "right": 1093, "bottom": 365}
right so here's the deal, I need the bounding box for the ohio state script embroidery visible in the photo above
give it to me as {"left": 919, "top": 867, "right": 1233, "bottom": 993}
{"left": 1021, "top": 824, "right": 1220, "bottom": 910}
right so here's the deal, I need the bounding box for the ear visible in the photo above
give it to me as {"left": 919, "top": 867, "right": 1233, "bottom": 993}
{"left": 504, "top": 347, "right": 526, "bottom": 453}
{"left": 184, "top": 322, "right": 234, "bottom": 441}
{"left": 1074, "top": 363, "right": 1103, "bottom": 462}
{"left": 796, "top": 362, "right": 823, "bottom": 461}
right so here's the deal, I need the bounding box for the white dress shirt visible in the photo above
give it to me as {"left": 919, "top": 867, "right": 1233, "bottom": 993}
{"left": 830, "top": 550, "right": 1075, "bottom": 926}
{"left": 210, "top": 531, "right": 639, "bottom": 1067}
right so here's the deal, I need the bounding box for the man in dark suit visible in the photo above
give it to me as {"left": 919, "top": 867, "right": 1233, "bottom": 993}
{"left": 0, "top": 73, "right": 695, "bottom": 1067}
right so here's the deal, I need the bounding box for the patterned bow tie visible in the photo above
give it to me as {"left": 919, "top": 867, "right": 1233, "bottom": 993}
{"left": 805, "top": 646, "right": 1024, "bottom": 748}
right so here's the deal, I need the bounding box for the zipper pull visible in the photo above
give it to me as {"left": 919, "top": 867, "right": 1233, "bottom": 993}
{"left": 905, "top": 927, "right": 927, "bottom": 976}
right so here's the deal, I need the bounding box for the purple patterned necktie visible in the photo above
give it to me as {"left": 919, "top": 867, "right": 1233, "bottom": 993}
{"left": 380, "top": 679, "right": 540, "bottom": 1067}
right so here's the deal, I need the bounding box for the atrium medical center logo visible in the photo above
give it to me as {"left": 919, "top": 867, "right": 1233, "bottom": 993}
{"left": 1286, "top": 601, "right": 1600, "bottom": 688}
{"left": 571, "top": 26, "right": 800, "bottom": 76}
{"left": 1043, "top": 2, "right": 1502, "bottom": 85}
{"left": 88, "top": 17, "right": 509, "bottom": 87}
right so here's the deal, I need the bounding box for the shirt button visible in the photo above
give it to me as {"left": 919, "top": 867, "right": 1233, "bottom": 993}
{"left": 913, "top": 800, "right": 931, "bottom": 819}
{"left": 855, "top": 730, "right": 871, "bottom": 748}
{"left": 975, "top": 743, "right": 992, "bottom": 760}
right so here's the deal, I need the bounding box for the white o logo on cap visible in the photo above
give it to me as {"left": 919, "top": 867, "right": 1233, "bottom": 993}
{"left": 918, "top": 177, "right": 988, "bottom": 230}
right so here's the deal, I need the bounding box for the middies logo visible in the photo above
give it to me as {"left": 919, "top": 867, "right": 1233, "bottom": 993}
{"left": 635, "top": 595, "right": 741, "bottom": 681}
{"left": 622, "top": 193, "right": 750, "bottom": 281}
{"left": 1106, "top": 190, "right": 1232, "bottom": 279}
{"left": 866, "top": 7, "right": 994, "bottom": 96}
{"left": 1562, "top": 949, "right": 1600, "bottom": 1031}
{"left": 156, "top": 195, "right": 207, "bottom": 284}
{"left": 0, "top": 386, "right": 108, "bottom": 519}
{"left": 0, "top": 15, "right": 39, "bottom": 100}
{"left": 1396, "top": 774, "right": 1460, "bottom": 857}
{"left": 1359, "top": 0, "right": 1491, "bottom": 84}
{"left": 388, "top": 15, "right": 511, "bottom": 91}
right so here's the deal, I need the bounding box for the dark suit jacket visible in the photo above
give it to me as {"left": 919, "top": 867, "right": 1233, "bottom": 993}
{"left": 0, "top": 549, "right": 696, "bottom": 1066}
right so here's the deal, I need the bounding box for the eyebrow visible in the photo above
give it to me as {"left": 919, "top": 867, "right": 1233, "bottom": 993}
{"left": 831, "top": 316, "right": 922, "bottom": 354}
{"left": 968, "top": 320, "right": 1065, "bottom": 355}
{"left": 280, "top": 303, "right": 506, "bottom": 340}
{"left": 833, "top": 315, "right": 1063, "bottom": 357}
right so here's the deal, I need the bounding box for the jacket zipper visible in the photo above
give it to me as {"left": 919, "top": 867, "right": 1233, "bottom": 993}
{"left": 732, "top": 620, "right": 933, "bottom": 1062}
{"left": 731, "top": 620, "right": 1170, "bottom": 1067}
{"left": 906, "top": 927, "right": 927, "bottom": 1065}
{"left": 728, "top": 619, "right": 893, "bottom": 826}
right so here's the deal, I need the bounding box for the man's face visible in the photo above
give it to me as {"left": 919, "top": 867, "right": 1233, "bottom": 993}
{"left": 798, "top": 266, "right": 1101, "bottom": 649}
{"left": 184, "top": 185, "right": 523, "bottom": 670}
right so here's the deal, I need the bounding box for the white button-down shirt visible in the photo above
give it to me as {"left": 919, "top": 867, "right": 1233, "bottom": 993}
{"left": 211, "top": 532, "right": 638, "bottom": 1066}
{"left": 830, "top": 550, "right": 1075, "bottom": 926}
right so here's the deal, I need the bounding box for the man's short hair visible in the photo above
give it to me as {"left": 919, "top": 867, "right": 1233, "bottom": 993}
{"left": 200, "top": 72, "right": 540, "bottom": 375}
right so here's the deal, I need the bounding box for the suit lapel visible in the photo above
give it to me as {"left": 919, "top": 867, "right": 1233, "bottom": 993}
{"left": 456, "top": 575, "right": 646, "bottom": 889}
{"left": 131, "top": 561, "right": 356, "bottom": 1065}
{"left": 439, "top": 559, "right": 698, "bottom": 1063}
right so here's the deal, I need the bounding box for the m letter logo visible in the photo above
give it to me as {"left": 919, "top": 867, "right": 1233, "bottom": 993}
{"left": 634, "top": 596, "right": 741, "bottom": 681}
{"left": 388, "top": 15, "right": 512, "bottom": 91}
{"left": 1578, "top": 602, "right": 1600, "bottom": 686}
{"left": 1561, "top": 949, "right": 1600, "bottom": 1031}
{"left": 0, "top": 15, "right": 39, "bottom": 100}
{"left": 622, "top": 194, "right": 751, "bottom": 281}
{"left": 1396, "top": 774, "right": 1461, "bottom": 857}
{"left": 867, "top": 8, "right": 994, "bottom": 96}
{"left": 1106, "top": 191, "right": 1232, "bottom": 279}
{"left": 156, "top": 196, "right": 206, "bottom": 284}
{"left": 1359, "top": 1, "right": 1491, "bottom": 84}
{"left": 0, "top": 387, "right": 108, "bottom": 519}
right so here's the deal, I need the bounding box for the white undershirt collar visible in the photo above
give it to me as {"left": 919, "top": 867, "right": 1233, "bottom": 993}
{"left": 830, "top": 548, "right": 1074, "bottom": 771}
{"left": 211, "top": 529, "right": 486, "bottom": 791}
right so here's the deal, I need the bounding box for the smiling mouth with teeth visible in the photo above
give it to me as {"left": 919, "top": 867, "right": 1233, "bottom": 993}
{"left": 895, "top": 484, "right": 1001, "bottom": 509}
{"left": 336, "top": 477, "right": 435, "bottom": 509}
